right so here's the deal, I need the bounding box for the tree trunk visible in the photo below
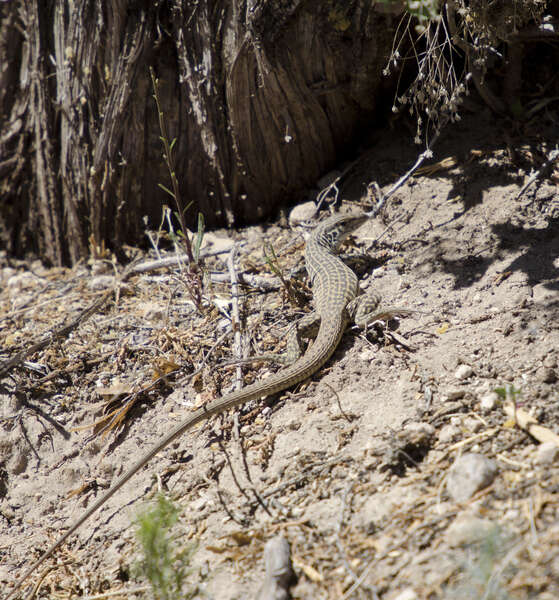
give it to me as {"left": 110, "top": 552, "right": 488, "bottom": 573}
{"left": 0, "top": 0, "right": 401, "bottom": 266}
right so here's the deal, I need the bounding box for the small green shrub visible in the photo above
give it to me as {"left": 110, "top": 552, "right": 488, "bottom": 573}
{"left": 134, "top": 494, "right": 197, "bottom": 600}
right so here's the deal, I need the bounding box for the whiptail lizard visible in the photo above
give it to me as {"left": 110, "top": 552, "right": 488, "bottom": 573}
{"left": 8, "top": 212, "right": 407, "bottom": 599}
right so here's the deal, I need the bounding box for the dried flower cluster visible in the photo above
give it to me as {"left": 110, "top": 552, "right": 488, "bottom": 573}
{"left": 383, "top": 0, "right": 547, "bottom": 145}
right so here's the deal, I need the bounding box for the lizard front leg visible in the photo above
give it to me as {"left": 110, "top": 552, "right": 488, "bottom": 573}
{"left": 346, "top": 292, "right": 412, "bottom": 329}
{"left": 225, "top": 311, "right": 322, "bottom": 366}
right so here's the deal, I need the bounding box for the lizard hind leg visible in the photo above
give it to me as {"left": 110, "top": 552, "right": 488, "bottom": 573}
{"left": 283, "top": 311, "right": 321, "bottom": 364}
{"left": 230, "top": 311, "right": 322, "bottom": 366}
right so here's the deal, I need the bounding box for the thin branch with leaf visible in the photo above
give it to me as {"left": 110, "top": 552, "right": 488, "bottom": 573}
{"left": 150, "top": 67, "right": 205, "bottom": 311}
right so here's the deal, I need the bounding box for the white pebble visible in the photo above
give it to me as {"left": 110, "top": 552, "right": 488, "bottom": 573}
{"left": 455, "top": 364, "right": 473, "bottom": 380}
{"left": 447, "top": 453, "right": 498, "bottom": 503}
{"left": 445, "top": 513, "right": 496, "bottom": 546}
{"left": 535, "top": 441, "right": 559, "bottom": 465}
{"left": 288, "top": 201, "right": 317, "bottom": 226}
{"left": 480, "top": 391, "right": 499, "bottom": 412}
{"left": 439, "top": 424, "right": 460, "bottom": 444}
{"left": 393, "top": 589, "right": 419, "bottom": 600}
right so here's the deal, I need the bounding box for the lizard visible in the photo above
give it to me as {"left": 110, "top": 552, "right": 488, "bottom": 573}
{"left": 7, "top": 211, "right": 408, "bottom": 599}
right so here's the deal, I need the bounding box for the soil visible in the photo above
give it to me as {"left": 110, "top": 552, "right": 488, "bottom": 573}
{"left": 1, "top": 109, "right": 559, "bottom": 600}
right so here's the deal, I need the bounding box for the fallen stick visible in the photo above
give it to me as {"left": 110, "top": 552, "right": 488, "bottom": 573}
{"left": 504, "top": 401, "right": 559, "bottom": 447}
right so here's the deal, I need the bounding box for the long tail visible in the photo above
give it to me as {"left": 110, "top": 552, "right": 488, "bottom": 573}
{"left": 7, "top": 316, "right": 346, "bottom": 599}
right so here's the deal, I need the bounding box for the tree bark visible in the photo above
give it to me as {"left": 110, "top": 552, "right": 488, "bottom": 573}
{"left": 0, "top": 1, "right": 401, "bottom": 265}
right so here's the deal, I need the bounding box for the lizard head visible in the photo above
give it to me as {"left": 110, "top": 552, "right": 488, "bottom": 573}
{"left": 314, "top": 212, "right": 369, "bottom": 251}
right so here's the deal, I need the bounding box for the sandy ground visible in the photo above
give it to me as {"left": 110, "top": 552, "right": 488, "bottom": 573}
{"left": 1, "top": 109, "right": 559, "bottom": 599}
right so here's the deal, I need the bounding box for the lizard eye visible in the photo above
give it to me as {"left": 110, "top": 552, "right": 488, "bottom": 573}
{"left": 330, "top": 227, "right": 345, "bottom": 248}
{"left": 335, "top": 224, "right": 349, "bottom": 244}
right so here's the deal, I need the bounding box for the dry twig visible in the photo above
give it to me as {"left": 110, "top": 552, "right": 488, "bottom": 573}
{"left": 516, "top": 148, "right": 559, "bottom": 200}
{"left": 503, "top": 401, "right": 559, "bottom": 447}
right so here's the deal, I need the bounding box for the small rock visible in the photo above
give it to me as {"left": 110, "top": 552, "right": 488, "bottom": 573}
{"left": 393, "top": 589, "right": 419, "bottom": 600}
{"left": 255, "top": 536, "right": 294, "bottom": 600}
{"left": 455, "top": 364, "right": 473, "bottom": 380}
{"left": 447, "top": 453, "right": 498, "bottom": 503}
{"left": 480, "top": 391, "right": 499, "bottom": 412}
{"left": 288, "top": 201, "right": 317, "bottom": 226}
{"left": 7, "top": 272, "right": 37, "bottom": 291}
{"left": 446, "top": 388, "right": 465, "bottom": 400}
{"left": 464, "top": 417, "right": 483, "bottom": 433}
{"left": 535, "top": 441, "right": 559, "bottom": 465}
{"left": 543, "top": 354, "right": 557, "bottom": 368}
{"left": 1, "top": 267, "right": 17, "bottom": 283}
{"left": 399, "top": 422, "right": 435, "bottom": 443}
{"left": 438, "top": 424, "right": 460, "bottom": 444}
{"left": 0, "top": 502, "right": 16, "bottom": 521}
{"left": 536, "top": 366, "right": 557, "bottom": 384}
{"left": 445, "top": 513, "right": 497, "bottom": 546}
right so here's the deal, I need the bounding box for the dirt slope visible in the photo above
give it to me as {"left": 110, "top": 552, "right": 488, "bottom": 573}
{"left": 1, "top": 111, "right": 559, "bottom": 599}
